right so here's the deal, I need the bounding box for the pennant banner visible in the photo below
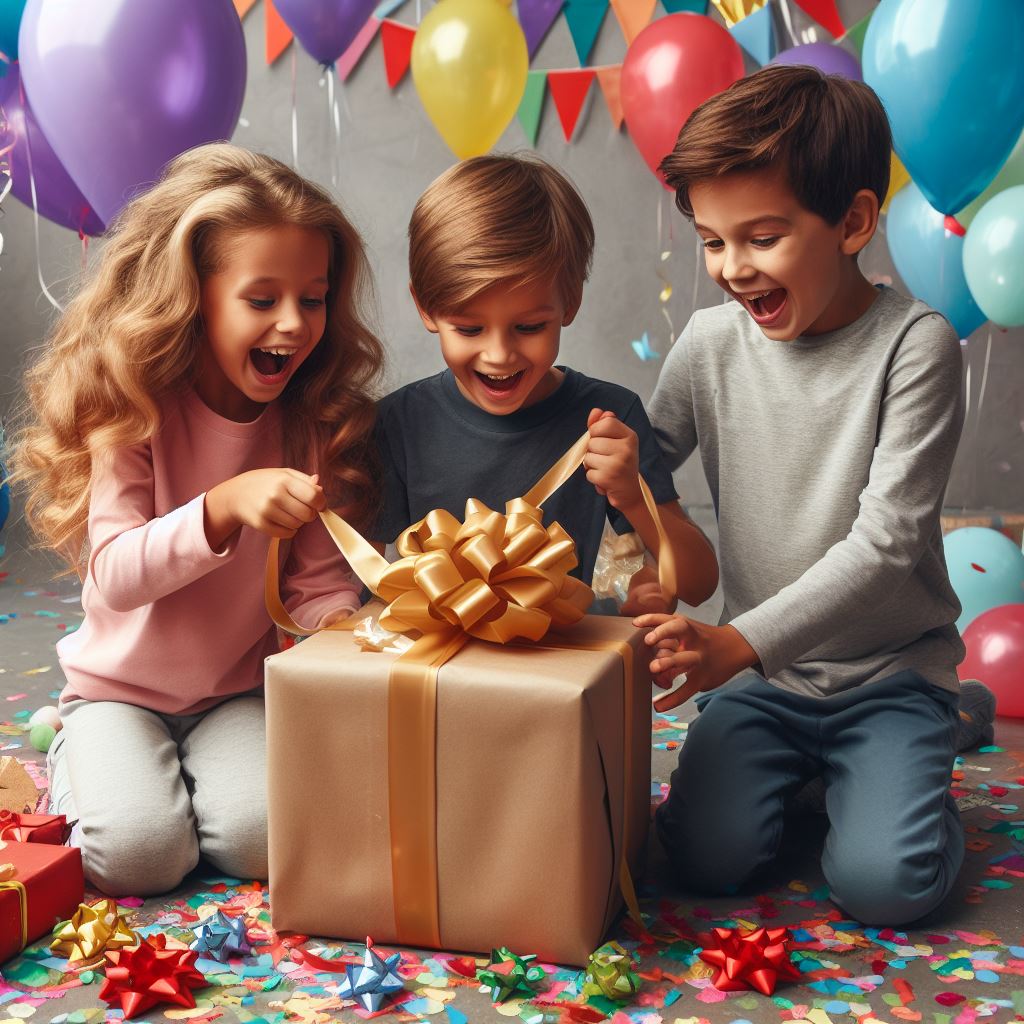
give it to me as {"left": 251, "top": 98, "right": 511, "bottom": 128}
{"left": 547, "top": 68, "right": 595, "bottom": 141}
{"left": 338, "top": 16, "right": 381, "bottom": 82}
{"left": 595, "top": 65, "right": 623, "bottom": 130}
{"left": 661, "top": 0, "right": 706, "bottom": 11}
{"left": 381, "top": 19, "right": 415, "bottom": 88}
{"left": 564, "top": 0, "right": 608, "bottom": 65}
{"left": 517, "top": 70, "right": 549, "bottom": 146}
{"left": 729, "top": 3, "right": 775, "bottom": 66}
{"left": 519, "top": 0, "right": 565, "bottom": 58}
{"left": 840, "top": 9, "right": 872, "bottom": 57}
{"left": 792, "top": 0, "right": 844, "bottom": 38}
{"left": 234, "top": 0, "right": 258, "bottom": 17}
{"left": 265, "top": 0, "right": 293, "bottom": 64}
{"left": 609, "top": 0, "right": 655, "bottom": 44}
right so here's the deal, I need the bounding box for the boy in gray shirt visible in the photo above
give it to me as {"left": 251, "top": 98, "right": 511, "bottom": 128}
{"left": 636, "top": 65, "right": 990, "bottom": 925}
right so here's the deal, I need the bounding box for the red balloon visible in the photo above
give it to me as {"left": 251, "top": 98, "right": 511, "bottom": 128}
{"left": 960, "top": 603, "right": 1024, "bottom": 718}
{"left": 620, "top": 13, "right": 745, "bottom": 184}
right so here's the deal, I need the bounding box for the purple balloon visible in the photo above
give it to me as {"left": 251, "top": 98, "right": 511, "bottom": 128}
{"left": 2, "top": 65, "right": 105, "bottom": 235}
{"left": 274, "top": 0, "right": 378, "bottom": 66}
{"left": 17, "top": 0, "right": 246, "bottom": 226}
{"left": 770, "top": 42, "right": 863, "bottom": 81}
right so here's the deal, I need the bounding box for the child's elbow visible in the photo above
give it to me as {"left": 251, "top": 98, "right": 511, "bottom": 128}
{"left": 677, "top": 554, "right": 719, "bottom": 608}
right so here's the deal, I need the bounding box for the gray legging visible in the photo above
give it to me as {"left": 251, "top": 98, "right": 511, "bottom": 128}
{"left": 47, "top": 694, "right": 268, "bottom": 896}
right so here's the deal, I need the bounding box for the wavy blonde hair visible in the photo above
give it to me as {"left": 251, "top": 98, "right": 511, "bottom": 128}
{"left": 10, "top": 143, "right": 385, "bottom": 571}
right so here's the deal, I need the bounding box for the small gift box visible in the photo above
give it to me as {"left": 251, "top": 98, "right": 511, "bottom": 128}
{"left": 0, "top": 810, "right": 72, "bottom": 845}
{"left": 264, "top": 433, "right": 666, "bottom": 966}
{"left": 0, "top": 840, "right": 85, "bottom": 964}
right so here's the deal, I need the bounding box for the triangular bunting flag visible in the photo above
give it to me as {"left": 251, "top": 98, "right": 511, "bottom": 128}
{"left": 380, "top": 20, "right": 415, "bottom": 87}
{"left": 609, "top": 0, "right": 656, "bottom": 44}
{"left": 596, "top": 66, "right": 623, "bottom": 130}
{"left": 729, "top": 3, "right": 775, "bottom": 65}
{"left": 338, "top": 16, "right": 381, "bottom": 81}
{"left": 517, "top": 70, "right": 548, "bottom": 146}
{"left": 792, "top": 0, "right": 844, "bottom": 39}
{"left": 839, "top": 9, "right": 872, "bottom": 57}
{"left": 661, "top": 0, "right": 706, "bottom": 12}
{"left": 234, "top": 0, "right": 258, "bottom": 18}
{"left": 882, "top": 151, "right": 910, "bottom": 215}
{"left": 374, "top": 0, "right": 406, "bottom": 16}
{"left": 564, "top": 0, "right": 608, "bottom": 65}
{"left": 519, "top": 0, "right": 565, "bottom": 58}
{"left": 547, "top": 68, "right": 595, "bottom": 141}
{"left": 265, "top": 0, "right": 293, "bottom": 64}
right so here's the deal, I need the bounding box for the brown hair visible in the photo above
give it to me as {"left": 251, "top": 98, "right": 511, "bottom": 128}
{"left": 660, "top": 64, "right": 891, "bottom": 226}
{"left": 408, "top": 154, "right": 595, "bottom": 315}
{"left": 10, "top": 143, "right": 385, "bottom": 570}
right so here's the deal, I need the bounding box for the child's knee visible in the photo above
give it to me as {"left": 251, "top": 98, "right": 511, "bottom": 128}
{"left": 200, "top": 803, "right": 268, "bottom": 881}
{"left": 81, "top": 818, "right": 198, "bottom": 896}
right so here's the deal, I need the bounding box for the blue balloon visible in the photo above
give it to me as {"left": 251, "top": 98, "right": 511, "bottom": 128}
{"left": 886, "top": 182, "right": 986, "bottom": 339}
{"left": 963, "top": 185, "right": 1024, "bottom": 328}
{"left": 0, "top": 0, "right": 26, "bottom": 59}
{"left": 863, "top": 0, "right": 1024, "bottom": 215}
{"left": 944, "top": 527, "right": 1024, "bottom": 633}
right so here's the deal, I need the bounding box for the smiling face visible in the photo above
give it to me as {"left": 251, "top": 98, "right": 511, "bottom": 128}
{"left": 196, "top": 224, "right": 330, "bottom": 421}
{"left": 690, "top": 166, "right": 878, "bottom": 340}
{"left": 416, "top": 279, "right": 579, "bottom": 415}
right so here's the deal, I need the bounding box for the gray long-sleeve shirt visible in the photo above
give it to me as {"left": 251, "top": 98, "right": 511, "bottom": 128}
{"left": 649, "top": 286, "right": 965, "bottom": 696}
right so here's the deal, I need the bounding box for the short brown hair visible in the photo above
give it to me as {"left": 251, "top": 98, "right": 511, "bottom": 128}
{"left": 408, "top": 154, "right": 594, "bottom": 315}
{"left": 660, "top": 64, "right": 891, "bottom": 226}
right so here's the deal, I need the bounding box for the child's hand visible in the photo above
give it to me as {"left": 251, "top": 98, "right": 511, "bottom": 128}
{"left": 205, "top": 469, "right": 326, "bottom": 548}
{"left": 619, "top": 563, "right": 674, "bottom": 616}
{"left": 633, "top": 613, "right": 758, "bottom": 712}
{"left": 585, "top": 409, "right": 642, "bottom": 511}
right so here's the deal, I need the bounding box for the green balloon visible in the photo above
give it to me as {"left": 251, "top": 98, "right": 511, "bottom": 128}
{"left": 963, "top": 185, "right": 1024, "bottom": 327}
{"left": 957, "top": 130, "right": 1024, "bottom": 229}
{"left": 30, "top": 723, "right": 57, "bottom": 752}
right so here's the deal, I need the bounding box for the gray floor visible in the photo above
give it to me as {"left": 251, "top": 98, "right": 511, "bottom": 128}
{"left": 2, "top": 528, "right": 1023, "bottom": 1023}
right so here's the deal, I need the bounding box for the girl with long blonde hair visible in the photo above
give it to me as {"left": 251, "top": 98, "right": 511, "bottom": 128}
{"left": 11, "top": 143, "right": 384, "bottom": 895}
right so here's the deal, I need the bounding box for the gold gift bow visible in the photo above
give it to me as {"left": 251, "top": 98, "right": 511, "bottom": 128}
{"left": 266, "top": 431, "right": 676, "bottom": 947}
{"left": 0, "top": 867, "right": 28, "bottom": 953}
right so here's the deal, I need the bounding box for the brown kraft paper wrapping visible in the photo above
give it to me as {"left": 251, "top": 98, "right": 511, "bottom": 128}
{"left": 265, "top": 613, "right": 652, "bottom": 967}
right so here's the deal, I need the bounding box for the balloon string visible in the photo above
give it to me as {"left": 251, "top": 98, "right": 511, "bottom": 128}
{"left": 290, "top": 48, "right": 300, "bottom": 171}
{"left": 325, "top": 70, "right": 340, "bottom": 188}
{"left": 18, "top": 78, "right": 63, "bottom": 312}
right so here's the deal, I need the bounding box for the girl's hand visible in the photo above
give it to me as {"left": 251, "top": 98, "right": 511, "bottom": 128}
{"left": 205, "top": 469, "right": 326, "bottom": 549}
{"left": 585, "top": 409, "right": 643, "bottom": 511}
{"left": 632, "top": 613, "right": 758, "bottom": 712}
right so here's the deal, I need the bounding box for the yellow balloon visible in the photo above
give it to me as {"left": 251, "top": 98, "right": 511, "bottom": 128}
{"left": 411, "top": 0, "right": 528, "bottom": 159}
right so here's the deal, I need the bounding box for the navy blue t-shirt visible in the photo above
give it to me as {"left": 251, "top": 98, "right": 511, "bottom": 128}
{"left": 371, "top": 367, "right": 678, "bottom": 586}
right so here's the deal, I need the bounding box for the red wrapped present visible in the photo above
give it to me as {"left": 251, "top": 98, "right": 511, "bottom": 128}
{"left": 0, "top": 810, "right": 72, "bottom": 845}
{"left": 0, "top": 839, "right": 84, "bottom": 964}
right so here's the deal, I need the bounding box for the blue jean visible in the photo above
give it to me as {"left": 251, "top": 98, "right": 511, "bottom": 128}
{"left": 655, "top": 670, "right": 963, "bottom": 926}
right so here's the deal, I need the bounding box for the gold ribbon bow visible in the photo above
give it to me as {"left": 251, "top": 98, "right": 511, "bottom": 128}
{"left": 266, "top": 432, "right": 674, "bottom": 948}
{"left": 0, "top": 862, "right": 28, "bottom": 953}
{"left": 51, "top": 898, "right": 137, "bottom": 968}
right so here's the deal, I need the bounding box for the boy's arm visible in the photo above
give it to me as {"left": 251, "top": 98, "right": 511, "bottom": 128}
{"left": 728, "top": 314, "right": 964, "bottom": 682}
{"left": 368, "top": 405, "right": 411, "bottom": 547}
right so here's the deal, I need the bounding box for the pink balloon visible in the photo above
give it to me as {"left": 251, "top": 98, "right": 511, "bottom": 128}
{"left": 960, "top": 603, "right": 1024, "bottom": 718}
{"left": 621, "top": 13, "right": 745, "bottom": 184}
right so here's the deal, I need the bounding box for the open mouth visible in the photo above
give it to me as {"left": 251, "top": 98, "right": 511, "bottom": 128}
{"left": 249, "top": 347, "right": 294, "bottom": 382}
{"left": 474, "top": 369, "right": 525, "bottom": 395}
{"left": 740, "top": 287, "right": 788, "bottom": 325}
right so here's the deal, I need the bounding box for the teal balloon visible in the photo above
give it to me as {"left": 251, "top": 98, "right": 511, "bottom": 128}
{"left": 0, "top": 0, "right": 27, "bottom": 59}
{"left": 944, "top": 527, "right": 1024, "bottom": 633}
{"left": 886, "top": 182, "right": 986, "bottom": 339}
{"left": 963, "top": 185, "right": 1024, "bottom": 327}
{"left": 863, "top": 0, "right": 1024, "bottom": 215}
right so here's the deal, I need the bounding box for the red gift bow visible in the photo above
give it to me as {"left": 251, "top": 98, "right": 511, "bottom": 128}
{"left": 0, "top": 810, "right": 72, "bottom": 845}
{"left": 99, "top": 934, "right": 206, "bottom": 1019}
{"left": 698, "top": 926, "right": 800, "bottom": 995}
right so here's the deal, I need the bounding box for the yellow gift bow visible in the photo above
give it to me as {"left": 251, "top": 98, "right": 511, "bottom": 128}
{"left": 0, "top": 862, "right": 28, "bottom": 953}
{"left": 50, "top": 897, "right": 137, "bottom": 968}
{"left": 266, "top": 431, "right": 676, "bottom": 948}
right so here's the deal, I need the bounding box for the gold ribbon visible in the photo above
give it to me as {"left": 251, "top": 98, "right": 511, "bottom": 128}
{"left": 0, "top": 867, "right": 28, "bottom": 953}
{"left": 266, "top": 432, "right": 673, "bottom": 946}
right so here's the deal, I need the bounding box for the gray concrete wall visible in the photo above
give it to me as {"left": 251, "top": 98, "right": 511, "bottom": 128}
{"left": 2, "top": 0, "right": 1022, "bottom": 575}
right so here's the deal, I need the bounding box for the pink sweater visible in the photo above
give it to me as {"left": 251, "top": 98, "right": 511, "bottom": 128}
{"left": 57, "top": 389, "right": 363, "bottom": 715}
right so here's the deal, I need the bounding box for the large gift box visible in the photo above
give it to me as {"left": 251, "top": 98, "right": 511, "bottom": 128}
{"left": 0, "top": 839, "right": 85, "bottom": 964}
{"left": 265, "top": 613, "right": 652, "bottom": 966}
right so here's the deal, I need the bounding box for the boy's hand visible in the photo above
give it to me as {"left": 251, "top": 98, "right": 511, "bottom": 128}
{"left": 585, "top": 409, "right": 643, "bottom": 511}
{"left": 633, "top": 613, "right": 758, "bottom": 712}
{"left": 205, "top": 469, "right": 327, "bottom": 549}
